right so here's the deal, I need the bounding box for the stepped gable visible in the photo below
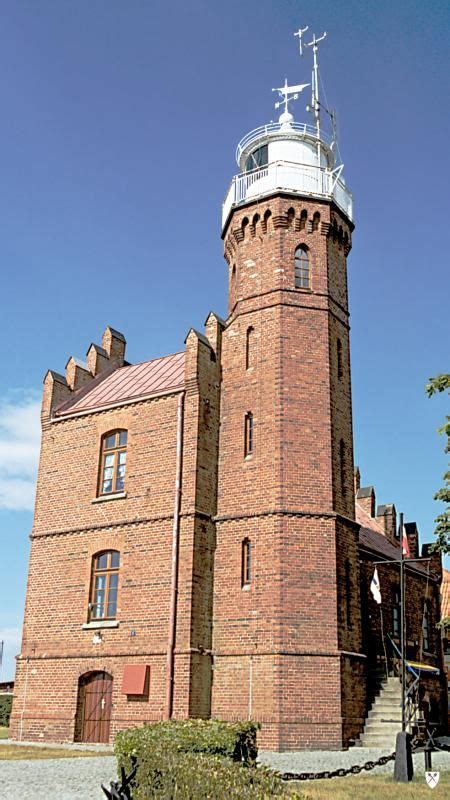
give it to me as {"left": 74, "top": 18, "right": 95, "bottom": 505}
{"left": 54, "top": 351, "right": 185, "bottom": 417}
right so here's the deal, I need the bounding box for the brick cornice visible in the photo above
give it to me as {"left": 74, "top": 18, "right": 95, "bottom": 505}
{"left": 213, "top": 649, "right": 367, "bottom": 659}
{"left": 227, "top": 288, "right": 350, "bottom": 329}
{"left": 16, "top": 647, "right": 211, "bottom": 662}
{"left": 30, "top": 510, "right": 212, "bottom": 540}
{"left": 214, "top": 508, "right": 360, "bottom": 529}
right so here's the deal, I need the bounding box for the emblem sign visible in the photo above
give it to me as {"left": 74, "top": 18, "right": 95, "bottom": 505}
{"left": 425, "top": 771, "right": 440, "bottom": 789}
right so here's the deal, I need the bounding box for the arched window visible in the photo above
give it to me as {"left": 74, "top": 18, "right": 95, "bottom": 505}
{"left": 89, "top": 551, "right": 120, "bottom": 620}
{"left": 294, "top": 246, "right": 310, "bottom": 289}
{"left": 299, "top": 210, "right": 307, "bottom": 230}
{"left": 392, "top": 588, "right": 400, "bottom": 638}
{"left": 422, "top": 602, "right": 430, "bottom": 651}
{"left": 244, "top": 412, "right": 254, "bottom": 457}
{"left": 337, "top": 338, "right": 343, "bottom": 380}
{"left": 287, "top": 207, "right": 295, "bottom": 228}
{"left": 99, "top": 430, "right": 127, "bottom": 495}
{"left": 246, "top": 326, "right": 255, "bottom": 370}
{"left": 242, "top": 538, "right": 251, "bottom": 587}
{"left": 312, "top": 211, "right": 320, "bottom": 231}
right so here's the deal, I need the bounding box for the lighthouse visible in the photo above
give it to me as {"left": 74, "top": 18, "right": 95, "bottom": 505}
{"left": 213, "top": 28, "right": 364, "bottom": 750}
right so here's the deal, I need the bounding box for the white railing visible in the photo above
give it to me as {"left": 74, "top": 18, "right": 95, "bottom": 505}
{"left": 236, "top": 122, "right": 332, "bottom": 164}
{"left": 222, "top": 160, "right": 353, "bottom": 229}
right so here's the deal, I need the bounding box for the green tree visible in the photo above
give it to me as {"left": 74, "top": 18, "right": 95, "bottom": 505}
{"left": 426, "top": 373, "right": 450, "bottom": 555}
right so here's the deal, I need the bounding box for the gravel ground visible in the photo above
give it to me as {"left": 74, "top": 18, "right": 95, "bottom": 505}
{"left": 259, "top": 745, "right": 450, "bottom": 776}
{"left": 0, "top": 756, "right": 117, "bottom": 800}
{"left": 1, "top": 740, "right": 449, "bottom": 798}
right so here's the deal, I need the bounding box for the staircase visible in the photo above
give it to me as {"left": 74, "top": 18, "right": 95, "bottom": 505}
{"left": 356, "top": 676, "right": 404, "bottom": 748}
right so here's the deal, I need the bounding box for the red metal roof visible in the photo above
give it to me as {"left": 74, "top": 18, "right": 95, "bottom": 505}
{"left": 55, "top": 352, "right": 185, "bottom": 417}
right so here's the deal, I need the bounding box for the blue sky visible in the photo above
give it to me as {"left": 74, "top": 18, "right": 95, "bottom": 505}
{"left": 0, "top": 0, "right": 448, "bottom": 680}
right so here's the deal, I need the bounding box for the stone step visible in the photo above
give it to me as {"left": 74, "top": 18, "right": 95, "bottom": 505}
{"left": 359, "top": 734, "right": 397, "bottom": 748}
{"left": 375, "top": 685, "right": 402, "bottom": 695}
{"left": 372, "top": 694, "right": 402, "bottom": 704}
{"left": 370, "top": 700, "right": 401, "bottom": 712}
{"left": 364, "top": 721, "right": 402, "bottom": 735}
{"left": 368, "top": 709, "right": 402, "bottom": 721}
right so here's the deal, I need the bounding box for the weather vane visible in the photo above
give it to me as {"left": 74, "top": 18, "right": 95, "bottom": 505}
{"left": 272, "top": 78, "right": 309, "bottom": 118}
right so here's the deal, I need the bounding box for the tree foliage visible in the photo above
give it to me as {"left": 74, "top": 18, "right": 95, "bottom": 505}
{"left": 426, "top": 373, "right": 450, "bottom": 553}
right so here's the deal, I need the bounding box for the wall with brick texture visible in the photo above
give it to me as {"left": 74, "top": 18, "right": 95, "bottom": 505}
{"left": 10, "top": 322, "right": 221, "bottom": 741}
{"left": 213, "top": 195, "right": 362, "bottom": 749}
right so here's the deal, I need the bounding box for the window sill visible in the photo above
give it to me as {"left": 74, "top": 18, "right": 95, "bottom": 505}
{"left": 92, "top": 492, "right": 127, "bottom": 504}
{"left": 82, "top": 620, "right": 120, "bottom": 630}
{"left": 242, "top": 584, "right": 251, "bottom": 591}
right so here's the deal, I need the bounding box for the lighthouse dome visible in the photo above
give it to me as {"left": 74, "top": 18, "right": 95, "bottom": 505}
{"left": 222, "top": 46, "right": 353, "bottom": 231}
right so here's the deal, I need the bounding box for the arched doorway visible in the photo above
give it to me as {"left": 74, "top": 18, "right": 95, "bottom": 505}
{"left": 74, "top": 671, "right": 113, "bottom": 743}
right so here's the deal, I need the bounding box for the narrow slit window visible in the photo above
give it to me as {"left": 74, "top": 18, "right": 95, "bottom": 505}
{"left": 99, "top": 430, "right": 127, "bottom": 495}
{"left": 345, "top": 559, "right": 352, "bottom": 627}
{"left": 244, "top": 412, "right": 254, "bottom": 457}
{"left": 242, "top": 538, "right": 251, "bottom": 586}
{"left": 422, "top": 602, "right": 430, "bottom": 651}
{"left": 339, "top": 439, "right": 346, "bottom": 497}
{"left": 230, "top": 264, "right": 236, "bottom": 300}
{"left": 246, "top": 327, "right": 255, "bottom": 370}
{"left": 294, "top": 246, "right": 310, "bottom": 289}
{"left": 392, "top": 588, "right": 400, "bottom": 638}
{"left": 337, "top": 338, "right": 343, "bottom": 380}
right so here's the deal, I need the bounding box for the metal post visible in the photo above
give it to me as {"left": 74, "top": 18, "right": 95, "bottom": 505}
{"left": 399, "top": 511, "right": 406, "bottom": 732}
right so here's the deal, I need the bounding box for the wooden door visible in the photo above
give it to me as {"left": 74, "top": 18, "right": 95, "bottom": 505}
{"left": 79, "top": 671, "right": 113, "bottom": 743}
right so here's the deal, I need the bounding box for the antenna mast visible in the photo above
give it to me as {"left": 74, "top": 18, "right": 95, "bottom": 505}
{"left": 296, "top": 28, "right": 327, "bottom": 166}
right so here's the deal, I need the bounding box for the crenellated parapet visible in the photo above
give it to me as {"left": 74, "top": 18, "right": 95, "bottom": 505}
{"left": 225, "top": 200, "right": 352, "bottom": 253}
{"left": 41, "top": 326, "right": 127, "bottom": 423}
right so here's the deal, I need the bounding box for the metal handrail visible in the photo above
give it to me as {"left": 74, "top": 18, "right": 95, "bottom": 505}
{"left": 236, "top": 121, "right": 332, "bottom": 164}
{"left": 221, "top": 158, "right": 353, "bottom": 228}
{"left": 387, "top": 634, "right": 420, "bottom": 730}
{"left": 387, "top": 634, "right": 420, "bottom": 682}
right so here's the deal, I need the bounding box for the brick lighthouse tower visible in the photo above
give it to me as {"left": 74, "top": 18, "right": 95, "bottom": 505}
{"left": 212, "top": 29, "right": 365, "bottom": 750}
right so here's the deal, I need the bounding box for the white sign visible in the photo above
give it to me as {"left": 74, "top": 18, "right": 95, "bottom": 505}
{"left": 425, "top": 771, "right": 440, "bottom": 789}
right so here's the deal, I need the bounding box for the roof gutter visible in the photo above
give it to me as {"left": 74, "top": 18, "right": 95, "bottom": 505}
{"left": 164, "top": 390, "right": 185, "bottom": 719}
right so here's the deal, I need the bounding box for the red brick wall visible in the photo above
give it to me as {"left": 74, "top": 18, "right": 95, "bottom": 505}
{"left": 11, "top": 326, "right": 221, "bottom": 742}
{"left": 213, "top": 196, "right": 361, "bottom": 749}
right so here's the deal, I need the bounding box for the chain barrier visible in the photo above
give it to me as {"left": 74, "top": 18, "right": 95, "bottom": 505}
{"left": 280, "top": 735, "right": 450, "bottom": 782}
{"left": 280, "top": 750, "right": 396, "bottom": 782}
{"left": 100, "top": 735, "right": 450, "bottom": 794}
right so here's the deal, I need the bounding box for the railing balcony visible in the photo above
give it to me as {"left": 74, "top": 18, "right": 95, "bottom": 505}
{"left": 222, "top": 160, "right": 353, "bottom": 230}
{"left": 236, "top": 122, "right": 332, "bottom": 165}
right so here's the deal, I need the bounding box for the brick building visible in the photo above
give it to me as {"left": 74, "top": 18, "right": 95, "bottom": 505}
{"left": 10, "top": 49, "right": 446, "bottom": 750}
